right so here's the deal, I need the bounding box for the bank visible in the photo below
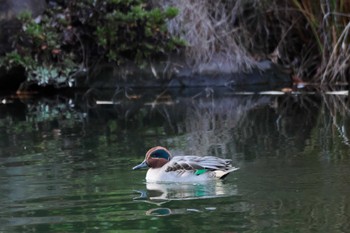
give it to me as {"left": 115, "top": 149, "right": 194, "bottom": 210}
{"left": 0, "top": 0, "right": 298, "bottom": 90}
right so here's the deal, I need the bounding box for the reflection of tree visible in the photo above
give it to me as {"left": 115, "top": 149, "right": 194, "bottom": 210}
{"left": 229, "top": 94, "right": 322, "bottom": 161}
{"left": 79, "top": 89, "right": 350, "bottom": 162}
{"left": 0, "top": 90, "right": 350, "bottom": 231}
{"left": 176, "top": 96, "right": 273, "bottom": 158}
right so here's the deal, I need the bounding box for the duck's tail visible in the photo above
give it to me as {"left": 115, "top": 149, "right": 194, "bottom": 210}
{"left": 214, "top": 167, "right": 239, "bottom": 179}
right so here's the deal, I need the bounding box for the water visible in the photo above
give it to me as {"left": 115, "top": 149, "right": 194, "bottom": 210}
{"left": 0, "top": 88, "right": 349, "bottom": 232}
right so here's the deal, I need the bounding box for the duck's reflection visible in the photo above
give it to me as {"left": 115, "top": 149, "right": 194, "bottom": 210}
{"left": 135, "top": 181, "right": 237, "bottom": 202}
{"left": 146, "top": 208, "right": 172, "bottom": 216}
{"left": 135, "top": 181, "right": 238, "bottom": 216}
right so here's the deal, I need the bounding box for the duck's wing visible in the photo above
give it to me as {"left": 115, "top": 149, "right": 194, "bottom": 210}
{"left": 165, "top": 156, "right": 232, "bottom": 172}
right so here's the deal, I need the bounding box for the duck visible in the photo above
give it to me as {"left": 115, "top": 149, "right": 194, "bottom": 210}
{"left": 132, "top": 146, "right": 239, "bottom": 183}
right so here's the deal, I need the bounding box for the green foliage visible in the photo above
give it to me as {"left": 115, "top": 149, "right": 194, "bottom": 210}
{"left": 81, "top": 1, "right": 181, "bottom": 64}
{"left": 1, "top": 8, "right": 80, "bottom": 87}
{"left": 0, "top": 0, "right": 183, "bottom": 88}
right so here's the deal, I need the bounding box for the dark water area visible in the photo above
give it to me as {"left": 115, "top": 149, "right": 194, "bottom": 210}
{"left": 0, "top": 88, "right": 349, "bottom": 232}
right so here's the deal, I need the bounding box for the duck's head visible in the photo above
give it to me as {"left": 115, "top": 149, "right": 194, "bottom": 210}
{"left": 133, "top": 146, "right": 172, "bottom": 170}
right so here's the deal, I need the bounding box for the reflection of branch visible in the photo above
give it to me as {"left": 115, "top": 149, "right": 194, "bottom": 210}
{"left": 83, "top": 88, "right": 101, "bottom": 108}
{"left": 324, "top": 92, "right": 350, "bottom": 115}
{"left": 322, "top": 93, "right": 350, "bottom": 147}
{"left": 275, "top": 94, "right": 320, "bottom": 137}
{"left": 147, "top": 89, "right": 171, "bottom": 110}
{"left": 158, "top": 107, "right": 176, "bottom": 133}
{"left": 333, "top": 120, "right": 350, "bottom": 146}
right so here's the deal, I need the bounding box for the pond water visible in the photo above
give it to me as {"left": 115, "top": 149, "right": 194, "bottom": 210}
{"left": 0, "top": 87, "right": 349, "bottom": 233}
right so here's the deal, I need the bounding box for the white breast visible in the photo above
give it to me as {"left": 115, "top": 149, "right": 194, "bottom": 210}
{"left": 145, "top": 167, "right": 216, "bottom": 183}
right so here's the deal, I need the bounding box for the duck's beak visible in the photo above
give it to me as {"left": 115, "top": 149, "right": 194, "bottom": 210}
{"left": 132, "top": 160, "right": 148, "bottom": 170}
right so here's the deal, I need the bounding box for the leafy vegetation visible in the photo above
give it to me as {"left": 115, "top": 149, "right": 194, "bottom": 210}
{"left": 0, "top": 0, "right": 183, "bottom": 88}
{"left": 1, "top": 0, "right": 349, "bottom": 88}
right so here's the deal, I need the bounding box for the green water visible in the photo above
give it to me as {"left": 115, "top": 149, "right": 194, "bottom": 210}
{"left": 0, "top": 89, "right": 349, "bottom": 232}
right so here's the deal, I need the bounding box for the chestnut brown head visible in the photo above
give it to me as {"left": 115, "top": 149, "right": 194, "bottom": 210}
{"left": 132, "top": 146, "right": 172, "bottom": 170}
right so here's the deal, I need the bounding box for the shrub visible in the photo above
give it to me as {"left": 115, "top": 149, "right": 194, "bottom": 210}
{"left": 0, "top": 0, "right": 183, "bottom": 88}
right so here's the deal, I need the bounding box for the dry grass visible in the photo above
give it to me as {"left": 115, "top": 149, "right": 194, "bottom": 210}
{"left": 291, "top": 0, "right": 350, "bottom": 83}
{"left": 321, "top": 14, "right": 350, "bottom": 83}
{"left": 154, "top": 0, "right": 350, "bottom": 83}
{"left": 155, "top": 0, "right": 258, "bottom": 73}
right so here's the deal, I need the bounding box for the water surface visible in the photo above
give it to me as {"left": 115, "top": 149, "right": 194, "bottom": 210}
{"left": 0, "top": 88, "right": 349, "bottom": 232}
